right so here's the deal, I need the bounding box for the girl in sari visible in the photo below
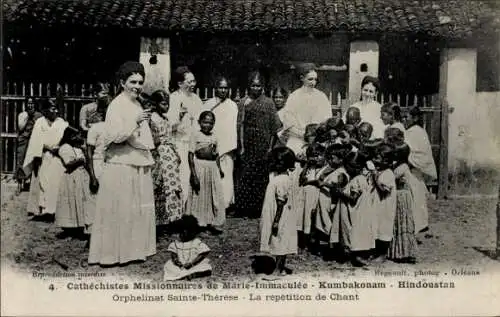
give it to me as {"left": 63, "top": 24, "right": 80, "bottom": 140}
{"left": 149, "top": 90, "right": 183, "bottom": 228}
{"left": 403, "top": 106, "right": 437, "bottom": 234}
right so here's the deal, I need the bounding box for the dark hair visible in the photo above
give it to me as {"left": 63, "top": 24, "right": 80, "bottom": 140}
{"left": 381, "top": 102, "right": 402, "bottom": 122}
{"left": 198, "top": 110, "right": 215, "bottom": 122}
{"left": 393, "top": 143, "right": 410, "bottom": 165}
{"left": 362, "top": 137, "right": 384, "bottom": 159}
{"left": 346, "top": 106, "right": 361, "bottom": 121}
{"left": 92, "top": 82, "right": 110, "bottom": 95}
{"left": 268, "top": 146, "right": 296, "bottom": 173}
{"left": 361, "top": 75, "right": 380, "bottom": 92}
{"left": 215, "top": 76, "right": 231, "bottom": 87}
{"left": 248, "top": 71, "right": 264, "bottom": 86}
{"left": 359, "top": 122, "right": 373, "bottom": 134}
{"left": 384, "top": 127, "right": 405, "bottom": 146}
{"left": 179, "top": 215, "right": 201, "bottom": 236}
{"left": 344, "top": 124, "right": 359, "bottom": 141}
{"left": 376, "top": 143, "right": 395, "bottom": 164}
{"left": 296, "top": 63, "right": 317, "bottom": 78}
{"left": 272, "top": 87, "right": 288, "bottom": 98}
{"left": 344, "top": 151, "right": 367, "bottom": 177}
{"left": 326, "top": 143, "right": 351, "bottom": 161}
{"left": 116, "top": 61, "right": 145, "bottom": 82}
{"left": 325, "top": 117, "right": 343, "bottom": 130}
{"left": 59, "top": 126, "right": 80, "bottom": 146}
{"left": 304, "top": 123, "right": 319, "bottom": 138}
{"left": 173, "top": 66, "right": 192, "bottom": 86}
{"left": 150, "top": 90, "right": 169, "bottom": 104}
{"left": 306, "top": 142, "right": 326, "bottom": 159}
{"left": 406, "top": 106, "right": 424, "bottom": 127}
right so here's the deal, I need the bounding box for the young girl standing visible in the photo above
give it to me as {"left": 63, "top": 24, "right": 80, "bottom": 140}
{"left": 388, "top": 143, "right": 418, "bottom": 263}
{"left": 298, "top": 142, "right": 326, "bottom": 252}
{"left": 149, "top": 90, "right": 183, "bottom": 228}
{"left": 163, "top": 215, "right": 212, "bottom": 281}
{"left": 260, "top": 147, "right": 297, "bottom": 275}
{"left": 337, "top": 151, "right": 375, "bottom": 266}
{"left": 56, "top": 127, "right": 94, "bottom": 239}
{"left": 381, "top": 102, "right": 405, "bottom": 134}
{"left": 371, "top": 144, "right": 397, "bottom": 261}
{"left": 186, "top": 111, "right": 225, "bottom": 234}
{"left": 309, "top": 144, "right": 350, "bottom": 259}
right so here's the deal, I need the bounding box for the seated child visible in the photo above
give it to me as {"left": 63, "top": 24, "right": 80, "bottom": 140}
{"left": 163, "top": 215, "right": 212, "bottom": 281}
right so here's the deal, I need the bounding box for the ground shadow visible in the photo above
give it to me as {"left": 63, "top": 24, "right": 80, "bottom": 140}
{"left": 472, "top": 247, "right": 499, "bottom": 261}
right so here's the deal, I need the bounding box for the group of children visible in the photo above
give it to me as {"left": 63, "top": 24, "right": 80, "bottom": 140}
{"left": 259, "top": 103, "right": 431, "bottom": 275}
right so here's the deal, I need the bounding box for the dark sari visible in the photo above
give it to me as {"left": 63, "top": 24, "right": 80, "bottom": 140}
{"left": 234, "top": 95, "right": 282, "bottom": 218}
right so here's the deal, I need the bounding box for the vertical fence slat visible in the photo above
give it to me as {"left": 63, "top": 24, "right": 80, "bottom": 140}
{"left": 397, "top": 94, "right": 401, "bottom": 106}
{"left": 437, "top": 99, "right": 449, "bottom": 199}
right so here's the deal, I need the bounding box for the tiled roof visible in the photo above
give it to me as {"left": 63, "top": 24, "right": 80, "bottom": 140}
{"left": 4, "top": 0, "right": 500, "bottom": 38}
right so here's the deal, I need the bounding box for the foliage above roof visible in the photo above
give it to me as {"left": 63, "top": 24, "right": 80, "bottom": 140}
{"left": 4, "top": 0, "right": 500, "bottom": 38}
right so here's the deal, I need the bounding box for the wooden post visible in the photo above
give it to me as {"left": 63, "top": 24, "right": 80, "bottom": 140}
{"left": 437, "top": 98, "right": 449, "bottom": 200}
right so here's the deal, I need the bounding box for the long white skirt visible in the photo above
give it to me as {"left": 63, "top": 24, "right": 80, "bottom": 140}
{"left": 38, "top": 152, "right": 65, "bottom": 215}
{"left": 88, "top": 163, "right": 156, "bottom": 265}
{"left": 163, "top": 258, "right": 212, "bottom": 281}
{"left": 219, "top": 153, "right": 234, "bottom": 209}
{"left": 176, "top": 139, "right": 190, "bottom": 206}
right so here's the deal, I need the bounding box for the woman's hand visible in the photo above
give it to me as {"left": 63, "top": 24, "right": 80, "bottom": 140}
{"left": 136, "top": 109, "right": 152, "bottom": 124}
{"left": 190, "top": 174, "right": 200, "bottom": 194}
{"left": 89, "top": 177, "right": 99, "bottom": 194}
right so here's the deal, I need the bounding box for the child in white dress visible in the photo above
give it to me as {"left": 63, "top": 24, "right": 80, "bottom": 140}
{"left": 163, "top": 215, "right": 212, "bottom": 281}
{"left": 260, "top": 147, "right": 297, "bottom": 276}
{"left": 371, "top": 143, "right": 397, "bottom": 261}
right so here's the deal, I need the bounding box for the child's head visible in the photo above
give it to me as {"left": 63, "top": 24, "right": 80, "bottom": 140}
{"left": 325, "top": 143, "right": 350, "bottom": 168}
{"left": 306, "top": 142, "right": 326, "bottom": 167}
{"left": 384, "top": 127, "right": 405, "bottom": 146}
{"left": 373, "top": 143, "right": 394, "bottom": 170}
{"left": 380, "top": 102, "right": 402, "bottom": 126}
{"left": 346, "top": 106, "right": 361, "bottom": 125}
{"left": 60, "top": 126, "right": 83, "bottom": 147}
{"left": 304, "top": 123, "right": 319, "bottom": 144}
{"left": 393, "top": 143, "right": 410, "bottom": 166}
{"left": 358, "top": 122, "right": 373, "bottom": 143}
{"left": 150, "top": 89, "right": 170, "bottom": 114}
{"left": 343, "top": 124, "right": 359, "bottom": 142}
{"left": 268, "top": 146, "right": 296, "bottom": 174}
{"left": 344, "top": 151, "right": 367, "bottom": 177}
{"left": 330, "top": 107, "right": 343, "bottom": 127}
{"left": 403, "top": 106, "right": 423, "bottom": 129}
{"left": 179, "top": 215, "right": 200, "bottom": 242}
{"left": 198, "top": 111, "right": 215, "bottom": 133}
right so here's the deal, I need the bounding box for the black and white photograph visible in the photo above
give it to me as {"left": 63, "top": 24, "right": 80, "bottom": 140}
{"left": 1, "top": 0, "right": 499, "bottom": 315}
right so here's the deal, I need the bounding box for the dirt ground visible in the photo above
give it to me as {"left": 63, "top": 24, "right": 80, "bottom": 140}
{"left": 1, "top": 191, "right": 499, "bottom": 281}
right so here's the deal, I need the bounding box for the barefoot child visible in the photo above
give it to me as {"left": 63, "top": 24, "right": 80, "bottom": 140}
{"left": 56, "top": 126, "right": 94, "bottom": 239}
{"left": 163, "top": 215, "right": 212, "bottom": 281}
{"left": 371, "top": 143, "right": 397, "bottom": 261}
{"left": 260, "top": 147, "right": 297, "bottom": 275}
{"left": 388, "top": 143, "right": 418, "bottom": 263}
{"left": 298, "top": 142, "right": 326, "bottom": 252}
{"left": 186, "top": 111, "right": 225, "bottom": 234}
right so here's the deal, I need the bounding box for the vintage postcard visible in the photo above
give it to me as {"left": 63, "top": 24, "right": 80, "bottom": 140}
{"left": 1, "top": 0, "right": 499, "bottom": 316}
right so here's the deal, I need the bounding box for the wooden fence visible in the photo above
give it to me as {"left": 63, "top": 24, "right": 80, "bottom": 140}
{"left": 1, "top": 81, "right": 448, "bottom": 198}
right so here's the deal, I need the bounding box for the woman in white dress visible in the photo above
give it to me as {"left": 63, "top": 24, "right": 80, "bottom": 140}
{"left": 88, "top": 61, "right": 156, "bottom": 266}
{"left": 347, "top": 76, "right": 385, "bottom": 139}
